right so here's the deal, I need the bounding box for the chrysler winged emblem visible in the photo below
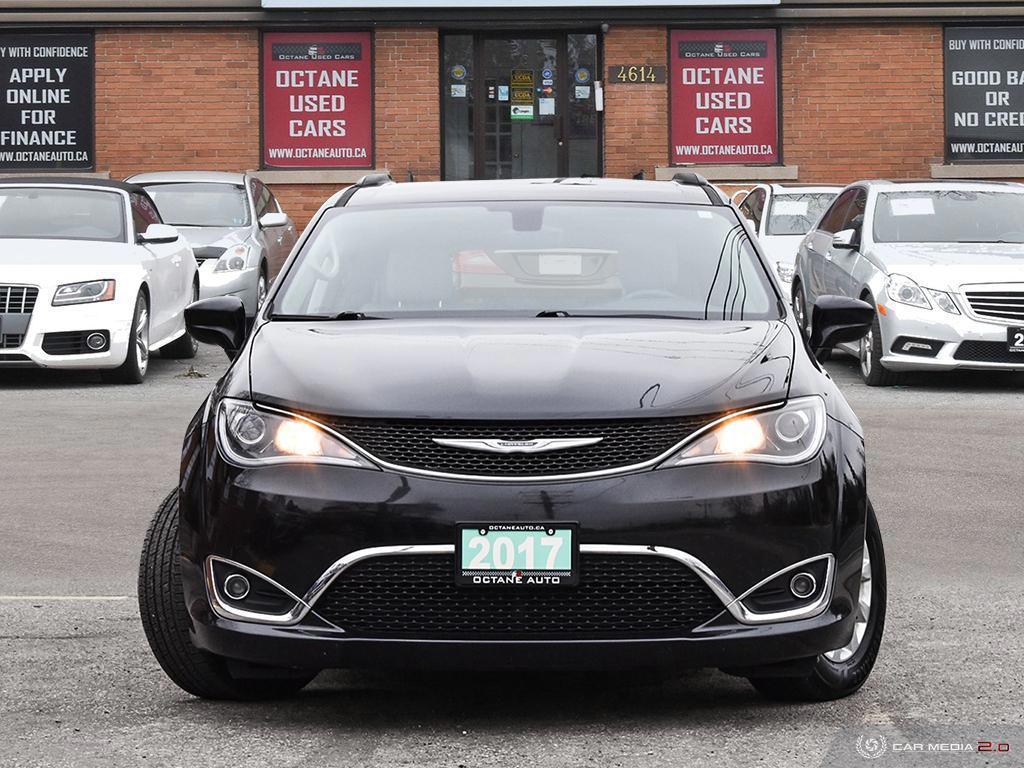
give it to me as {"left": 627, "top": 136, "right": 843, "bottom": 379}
{"left": 432, "top": 437, "right": 603, "bottom": 454}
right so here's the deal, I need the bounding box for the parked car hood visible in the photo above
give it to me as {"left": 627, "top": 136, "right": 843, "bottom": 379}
{"left": 246, "top": 318, "right": 795, "bottom": 420}
{"left": 760, "top": 234, "right": 804, "bottom": 266}
{"left": 174, "top": 225, "right": 247, "bottom": 249}
{"left": 871, "top": 242, "right": 1024, "bottom": 288}
{"left": 0, "top": 239, "right": 142, "bottom": 283}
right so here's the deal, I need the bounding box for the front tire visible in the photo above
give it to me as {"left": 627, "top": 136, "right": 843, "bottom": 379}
{"left": 859, "top": 309, "right": 902, "bottom": 387}
{"left": 138, "top": 490, "right": 317, "bottom": 700}
{"left": 161, "top": 282, "right": 199, "bottom": 360}
{"left": 748, "top": 501, "right": 886, "bottom": 702}
{"left": 101, "top": 290, "right": 149, "bottom": 384}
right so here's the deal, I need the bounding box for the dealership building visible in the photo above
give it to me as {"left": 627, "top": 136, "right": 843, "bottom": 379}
{"left": 2, "top": 0, "right": 1024, "bottom": 231}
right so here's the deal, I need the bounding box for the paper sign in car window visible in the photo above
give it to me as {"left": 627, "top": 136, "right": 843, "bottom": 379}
{"left": 772, "top": 199, "right": 809, "bottom": 216}
{"left": 889, "top": 197, "right": 935, "bottom": 217}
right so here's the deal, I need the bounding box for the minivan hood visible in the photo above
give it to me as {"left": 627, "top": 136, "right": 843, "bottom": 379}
{"left": 872, "top": 242, "right": 1024, "bottom": 288}
{"left": 247, "top": 318, "right": 795, "bottom": 420}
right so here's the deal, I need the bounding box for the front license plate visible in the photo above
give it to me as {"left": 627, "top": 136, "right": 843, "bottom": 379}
{"left": 1008, "top": 327, "right": 1024, "bottom": 353}
{"left": 456, "top": 522, "right": 579, "bottom": 587}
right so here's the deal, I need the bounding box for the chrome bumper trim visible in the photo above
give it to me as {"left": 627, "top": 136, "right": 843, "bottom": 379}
{"left": 204, "top": 547, "right": 835, "bottom": 629}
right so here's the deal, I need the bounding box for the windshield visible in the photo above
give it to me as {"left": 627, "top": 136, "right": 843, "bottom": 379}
{"left": 873, "top": 190, "right": 1024, "bottom": 243}
{"left": 0, "top": 187, "right": 126, "bottom": 243}
{"left": 765, "top": 193, "right": 837, "bottom": 236}
{"left": 273, "top": 201, "right": 780, "bottom": 321}
{"left": 143, "top": 182, "right": 250, "bottom": 227}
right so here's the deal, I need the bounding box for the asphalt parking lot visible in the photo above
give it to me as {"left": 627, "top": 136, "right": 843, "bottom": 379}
{"left": 2, "top": 349, "right": 1023, "bottom": 768}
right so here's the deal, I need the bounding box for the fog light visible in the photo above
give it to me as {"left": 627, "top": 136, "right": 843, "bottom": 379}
{"left": 789, "top": 572, "right": 817, "bottom": 599}
{"left": 86, "top": 332, "right": 106, "bottom": 351}
{"left": 223, "top": 573, "right": 250, "bottom": 600}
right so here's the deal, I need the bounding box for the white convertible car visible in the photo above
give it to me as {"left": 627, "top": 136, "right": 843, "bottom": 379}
{"left": 0, "top": 178, "right": 198, "bottom": 383}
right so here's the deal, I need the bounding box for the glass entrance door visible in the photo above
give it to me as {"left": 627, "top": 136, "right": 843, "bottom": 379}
{"left": 442, "top": 33, "right": 600, "bottom": 180}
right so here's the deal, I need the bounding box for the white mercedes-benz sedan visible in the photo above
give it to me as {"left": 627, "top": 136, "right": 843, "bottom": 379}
{"left": 0, "top": 178, "right": 198, "bottom": 383}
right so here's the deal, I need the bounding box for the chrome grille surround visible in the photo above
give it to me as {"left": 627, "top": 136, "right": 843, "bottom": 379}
{"left": 962, "top": 283, "right": 1024, "bottom": 324}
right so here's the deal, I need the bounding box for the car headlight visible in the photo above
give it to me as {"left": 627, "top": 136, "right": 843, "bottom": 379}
{"left": 213, "top": 245, "right": 251, "bottom": 273}
{"left": 217, "top": 398, "right": 376, "bottom": 469}
{"left": 924, "top": 288, "right": 960, "bottom": 315}
{"left": 885, "top": 274, "right": 930, "bottom": 309}
{"left": 660, "top": 396, "right": 827, "bottom": 467}
{"left": 52, "top": 279, "right": 115, "bottom": 306}
{"left": 775, "top": 261, "right": 795, "bottom": 284}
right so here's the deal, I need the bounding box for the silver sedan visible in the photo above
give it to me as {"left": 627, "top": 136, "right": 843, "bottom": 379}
{"left": 793, "top": 180, "right": 1024, "bottom": 385}
{"left": 125, "top": 171, "right": 297, "bottom": 314}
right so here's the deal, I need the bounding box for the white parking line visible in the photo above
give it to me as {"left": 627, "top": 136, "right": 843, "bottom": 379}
{"left": 0, "top": 595, "right": 131, "bottom": 601}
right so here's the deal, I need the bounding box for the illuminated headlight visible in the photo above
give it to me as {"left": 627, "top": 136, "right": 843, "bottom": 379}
{"left": 217, "top": 398, "right": 376, "bottom": 469}
{"left": 775, "top": 261, "right": 795, "bottom": 283}
{"left": 214, "top": 245, "right": 250, "bottom": 273}
{"left": 52, "top": 279, "right": 115, "bottom": 306}
{"left": 660, "top": 396, "right": 827, "bottom": 467}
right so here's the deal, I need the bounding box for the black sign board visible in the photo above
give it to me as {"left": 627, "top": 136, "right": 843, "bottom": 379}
{"left": 0, "top": 33, "right": 94, "bottom": 171}
{"left": 945, "top": 26, "right": 1024, "bottom": 162}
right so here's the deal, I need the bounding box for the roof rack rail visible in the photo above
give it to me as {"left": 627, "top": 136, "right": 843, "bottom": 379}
{"left": 355, "top": 171, "right": 394, "bottom": 188}
{"left": 670, "top": 171, "right": 725, "bottom": 206}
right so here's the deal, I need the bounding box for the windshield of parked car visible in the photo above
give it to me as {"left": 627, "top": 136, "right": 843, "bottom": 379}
{"left": 0, "top": 187, "right": 126, "bottom": 243}
{"left": 273, "top": 201, "right": 780, "bottom": 320}
{"left": 873, "top": 190, "right": 1024, "bottom": 243}
{"left": 143, "top": 182, "right": 250, "bottom": 227}
{"left": 765, "top": 193, "right": 838, "bottom": 236}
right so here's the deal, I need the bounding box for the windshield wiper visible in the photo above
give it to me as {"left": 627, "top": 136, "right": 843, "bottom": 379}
{"left": 536, "top": 310, "right": 572, "bottom": 317}
{"left": 332, "top": 311, "right": 387, "bottom": 320}
{"left": 269, "top": 311, "right": 387, "bottom": 321}
{"left": 535, "top": 310, "right": 693, "bottom": 319}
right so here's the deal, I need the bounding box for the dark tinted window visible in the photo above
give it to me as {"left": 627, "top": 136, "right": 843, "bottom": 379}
{"left": 275, "top": 202, "right": 780, "bottom": 321}
{"left": 739, "top": 188, "right": 766, "bottom": 231}
{"left": 131, "top": 193, "right": 162, "bottom": 236}
{"left": 817, "top": 189, "right": 857, "bottom": 234}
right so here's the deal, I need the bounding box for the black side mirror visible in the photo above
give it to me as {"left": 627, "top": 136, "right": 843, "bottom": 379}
{"left": 185, "top": 296, "right": 246, "bottom": 359}
{"left": 809, "top": 295, "right": 874, "bottom": 356}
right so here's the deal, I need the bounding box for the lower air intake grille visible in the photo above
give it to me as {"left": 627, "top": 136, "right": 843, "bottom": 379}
{"left": 311, "top": 554, "right": 724, "bottom": 638}
{"left": 42, "top": 331, "right": 107, "bottom": 356}
{"left": 320, "top": 415, "right": 715, "bottom": 477}
{"left": 0, "top": 334, "right": 24, "bottom": 349}
{"left": 954, "top": 340, "right": 1024, "bottom": 365}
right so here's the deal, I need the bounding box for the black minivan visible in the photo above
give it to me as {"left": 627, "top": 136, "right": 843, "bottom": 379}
{"left": 139, "top": 174, "right": 885, "bottom": 702}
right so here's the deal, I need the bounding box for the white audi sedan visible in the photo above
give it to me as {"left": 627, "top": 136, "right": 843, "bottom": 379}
{"left": 0, "top": 178, "right": 198, "bottom": 383}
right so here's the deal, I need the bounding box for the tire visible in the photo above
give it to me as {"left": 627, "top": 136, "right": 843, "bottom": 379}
{"left": 748, "top": 501, "right": 887, "bottom": 702}
{"left": 161, "top": 282, "right": 199, "bottom": 360}
{"left": 793, "top": 281, "right": 829, "bottom": 361}
{"left": 859, "top": 308, "right": 902, "bottom": 387}
{"left": 255, "top": 264, "right": 269, "bottom": 311}
{"left": 101, "top": 290, "right": 149, "bottom": 384}
{"left": 138, "top": 489, "right": 317, "bottom": 700}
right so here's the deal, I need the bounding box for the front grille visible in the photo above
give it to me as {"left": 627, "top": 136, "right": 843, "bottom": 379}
{"left": 194, "top": 246, "right": 226, "bottom": 263}
{"left": 41, "top": 331, "right": 107, "bottom": 356}
{"left": 954, "top": 340, "right": 1024, "bottom": 365}
{"left": 0, "top": 285, "right": 38, "bottom": 314}
{"left": 311, "top": 554, "right": 724, "bottom": 639}
{"left": 0, "top": 334, "right": 24, "bottom": 349}
{"left": 964, "top": 289, "right": 1024, "bottom": 322}
{"left": 321, "top": 415, "right": 715, "bottom": 477}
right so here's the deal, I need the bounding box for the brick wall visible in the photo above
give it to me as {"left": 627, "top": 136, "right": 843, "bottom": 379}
{"left": 95, "top": 28, "right": 260, "bottom": 177}
{"left": 603, "top": 26, "right": 668, "bottom": 179}
{"left": 781, "top": 25, "right": 945, "bottom": 182}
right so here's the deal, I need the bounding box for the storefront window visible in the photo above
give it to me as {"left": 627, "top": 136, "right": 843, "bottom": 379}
{"left": 443, "top": 35, "right": 475, "bottom": 180}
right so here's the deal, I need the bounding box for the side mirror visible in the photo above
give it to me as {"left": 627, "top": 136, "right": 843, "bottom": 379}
{"left": 259, "top": 212, "right": 288, "bottom": 229}
{"left": 138, "top": 223, "right": 180, "bottom": 245}
{"left": 185, "top": 296, "right": 246, "bottom": 359}
{"left": 832, "top": 228, "right": 859, "bottom": 250}
{"left": 809, "top": 295, "right": 874, "bottom": 356}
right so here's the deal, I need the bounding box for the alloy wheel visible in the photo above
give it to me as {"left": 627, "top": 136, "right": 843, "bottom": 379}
{"left": 823, "top": 543, "right": 873, "bottom": 663}
{"left": 136, "top": 303, "right": 150, "bottom": 376}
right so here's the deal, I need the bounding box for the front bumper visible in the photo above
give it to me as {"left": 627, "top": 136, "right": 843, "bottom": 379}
{"left": 176, "top": 412, "right": 868, "bottom": 671}
{"left": 198, "top": 263, "right": 260, "bottom": 314}
{"left": 877, "top": 301, "right": 1024, "bottom": 371}
{"left": 0, "top": 285, "right": 133, "bottom": 369}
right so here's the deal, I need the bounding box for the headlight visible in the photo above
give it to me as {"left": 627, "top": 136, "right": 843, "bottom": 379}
{"left": 775, "top": 261, "right": 795, "bottom": 283}
{"left": 217, "top": 398, "right": 376, "bottom": 469}
{"left": 925, "top": 288, "right": 960, "bottom": 315}
{"left": 660, "top": 396, "right": 827, "bottom": 467}
{"left": 213, "top": 245, "right": 251, "bottom": 273}
{"left": 52, "top": 279, "right": 115, "bottom": 306}
{"left": 885, "top": 274, "right": 930, "bottom": 309}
